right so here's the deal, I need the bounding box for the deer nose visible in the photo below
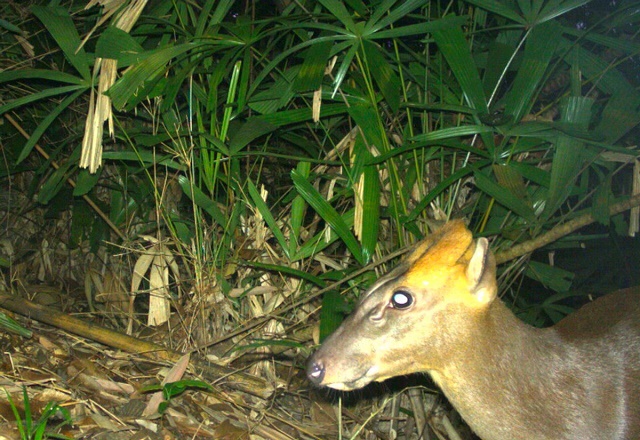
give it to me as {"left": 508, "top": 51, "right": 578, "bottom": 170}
{"left": 306, "top": 356, "right": 326, "bottom": 385}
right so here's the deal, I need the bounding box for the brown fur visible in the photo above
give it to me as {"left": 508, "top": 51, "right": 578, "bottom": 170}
{"left": 307, "top": 221, "right": 640, "bottom": 440}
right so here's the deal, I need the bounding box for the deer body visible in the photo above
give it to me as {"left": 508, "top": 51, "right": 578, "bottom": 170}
{"left": 307, "top": 221, "right": 640, "bottom": 440}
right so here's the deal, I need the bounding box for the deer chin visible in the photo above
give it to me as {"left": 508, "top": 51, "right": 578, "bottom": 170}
{"left": 323, "top": 365, "right": 381, "bottom": 391}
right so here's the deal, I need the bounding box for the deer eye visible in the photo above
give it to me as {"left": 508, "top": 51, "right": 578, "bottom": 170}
{"left": 390, "top": 290, "right": 413, "bottom": 309}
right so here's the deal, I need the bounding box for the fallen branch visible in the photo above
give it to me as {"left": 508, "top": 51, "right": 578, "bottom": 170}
{"left": 0, "top": 294, "right": 273, "bottom": 399}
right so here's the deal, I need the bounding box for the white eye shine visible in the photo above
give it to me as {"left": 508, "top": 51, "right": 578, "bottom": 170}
{"left": 391, "top": 290, "right": 413, "bottom": 309}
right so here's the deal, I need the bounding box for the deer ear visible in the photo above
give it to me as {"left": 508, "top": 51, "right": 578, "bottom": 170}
{"left": 466, "top": 238, "right": 497, "bottom": 305}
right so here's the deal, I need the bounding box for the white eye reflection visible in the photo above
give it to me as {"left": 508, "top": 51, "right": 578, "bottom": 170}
{"left": 391, "top": 290, "right": 413, "bottom": 309}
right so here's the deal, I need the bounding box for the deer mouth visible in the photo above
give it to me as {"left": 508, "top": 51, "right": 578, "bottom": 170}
{"left": 307, "top": 357, "right": 380, "bottom": 391}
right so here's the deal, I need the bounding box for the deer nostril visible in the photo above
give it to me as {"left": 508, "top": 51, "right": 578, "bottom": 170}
{"left": 306, "top": 358, "right": 326, "bottom": 384}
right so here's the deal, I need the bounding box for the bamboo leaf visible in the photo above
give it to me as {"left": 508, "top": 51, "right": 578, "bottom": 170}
{"left": 410, "top": 125, "right": 495, "bottom": 143}
{"left": 244, "top": 261, "right": 325, "bottom": 287}
{"left": 246, "top": 179, "right": 290, "bottom": 260}
{"left": 538, "top": 0, "right": 592, "bottom": 24}
{"left": 291, "top": 170, "right": 364, "bottom": 265}
{"left": 463, "top": 0, "right": 525, "bottom": 24}
{"left": 294, "top": 40, "right": 333, "bottom": 92}
{"left": 257, "top": 103, "right": 349, "bottom": 127}
{"left": 432, "top": 25, "right": 488, "bottom": 114}
{"left": 362, "top": 40, "right": 400, "bottom": 113}
{"left": 95, "top": 26, "right": 145, "bottom": 67}
{"left": 293, "top": 210, "right": 355, "bottom": 261}
{"left": 319, "top": 291, "right": 349, "bottom": 341}
{"left": 595, "top": 91, "right": 640, "bottom": 144}
{"left": 504, "top": 22, "right": 562, "bottom": 122}
{"left": 249, "top": 67, "right": 298, "bottom": 114}
{"left": 228, "top": 118, "right": 276, "bottom": 155}
{"left": 289, "top": 162, "right": 310, "bottom": 258}
{"left": 107, "top": 43, "right": 198, "bottom": 110}
{"left": 0, "top": 69, "right": 84, "bottom": 85}
{"left": 405, "top": 163, "right": 490, "bottom": 223}
{"left": 31, "top": 6, "right": 90, "bottom": 80}
{"left": 16, "top": 88, "right": 86, "bottom": 164}
{"left": 359, "top": 165, "right": 380, "bottom": 264}
{"left": 542, "top": 96, "right": 594, "bottom": 219}
{"left": 74, "top": 168, "right": 102, "bottom": 197}
{"left": 178, "top": 176, "right": 226, "bottom": 227}
{"left": 525, "top": 261, "right": 574, "bottom": 292}
{"left": 0, "top": 84, "right": 86, "bottom": 117}
{"left": 318, "top": 0, "right": 356, "bottom": 31}
{"left": 474, "top": 169, "right": 537, "bottom": 222}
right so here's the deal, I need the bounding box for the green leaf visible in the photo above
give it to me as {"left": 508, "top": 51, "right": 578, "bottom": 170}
{"left": 463, "top": 0, "right": 525, "bottom": 24}
{"left": 504, "top": 22, "right": 562, "bottom": 122}
{"left": 542, "top": 96, "right": 594, "bottom": 219}
{"left": 319, "top": 291, "right": 349, "bottom": 341}
{"left": 291, "top": 169, "right": 364, "bottom": 265}
{"left": 474, "top": 169, "right": 537, "bottom": 222}
{"left": 366, "top": 0, "right": 428, "bottom": 35}
{"left": 0, "top": 311, "right": 32, "bottom": 338}
{"left": 244, "top": 261, "right": 326, "bottom": 287}
{"left": 318, "top": 0, "right": 356, "bottom": 31}
{"left": 228, "top": 118, "right": 277, "bottom": 155}
{"left": 595, "top": 91, "right": 640, "bottom": 144}
{"left": 565, "top": 44, "right": 634, "bottom": 97}
{"left": 537, "top": 0, "right": 592, "bottom": 24}
{"left": 31, "top": 6, "right": 90, "bottom": 80}
{"left": 163, "top": 380, "right": 213, "bottom": 400}
{"left": 432, "top": 25, "right": 488, "bottom": 113}
{"left": 246, "top": 179, "right": 290, "bottom": 260}
{"left": 347, "top": 102, "right": 385, "bottom": 152}
{"left": 483, "top": 41, "right": 517, "bottom": 97}
{"left": 107, "top": 43, "right": 198, "bottom": 110}
{"left": 257, "top": 103, "right": 349, "bottom": 127}
{"left": 525, "top": 261, "right": 574, "bottom": 292}
{"left": 248, "top": 67, "right": 298, "bottom": 114}
{"left": 492, "top": 164, "right": 528, "bottom": 200}
{"left": 38, "top": 152, "right": 77, "bottom": 204}
{"left": 404, "top": 162, "right": 487, "bottom": 223}
{"left": 95, "top": 26, "right": 145, "bottom": 67}
{"left": 0, "top": 84, "right": 86, "bottom": 117}
{"left": 17, "top": 88, "right": 86, "bottom": 164}
{"left": 375, "top": 15, "right": 470, "bottom": 40}
{"left": 5, "top": 390, "right": 25, "bottom": 438}
{"left": 591, "top": 175, "right": 612, "bottom": 226}
{"left": 289, "top": 162, "right": 310, "bottom": 258}
{"left": 359, "top": 165, "right": 380, "bottom": 264}
{"left": 0, "top": 18, "right": 21, "bottom": 33}
{"left": 410, "top": 125, "right": 495, "bottom": 143}
{"left": 73, "top": 168, "right": 102, "bottom": 197}
{"left": 0, "top": 69, "right": 84, "bottom": 85}
{"left": 294, "top": 39, "right": 333, "bottom": 92}
{"left": 332, "top": 41, "right": 359, "bottom": 97}
{"left": 362, "top": 40, "right": 400, "bottom": 113}
{"left": 102, "top": 151, "right": 185, "bottom": 170}
{"left": 292, "top": 210, "right": 355, "bottom": 261}
{"left": 178, "top": 176, "right": 226, "bottom": 227}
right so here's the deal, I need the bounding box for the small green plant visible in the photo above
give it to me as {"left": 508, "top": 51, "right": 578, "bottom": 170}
{"left": 143, "top": 380, "right": 214, "bottom": 414}
{"left": 5, "top": 387, "right": 73, "bottom": 440}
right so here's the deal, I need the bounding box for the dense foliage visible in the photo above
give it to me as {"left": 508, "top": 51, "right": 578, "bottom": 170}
{"left": 1, "top": 0, "right": 639, "bottom": 334}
